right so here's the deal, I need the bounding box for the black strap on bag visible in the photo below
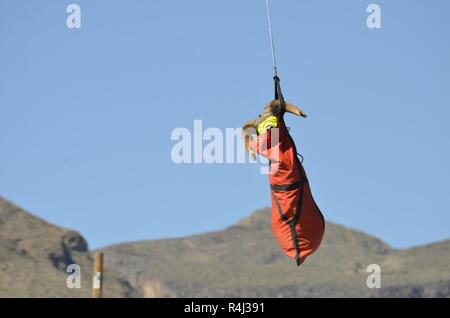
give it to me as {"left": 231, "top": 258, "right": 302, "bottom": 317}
{"left": 274, "top": 76, "right": 285, "bottom": 106}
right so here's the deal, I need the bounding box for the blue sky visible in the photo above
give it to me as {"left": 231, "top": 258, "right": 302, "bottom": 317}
{"left": 1, "top": 0, "right": 449, "bottom": 249}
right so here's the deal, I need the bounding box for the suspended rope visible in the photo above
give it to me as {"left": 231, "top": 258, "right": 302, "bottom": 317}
{"left": 265, "top": 0, "right": 278, "bottom": 78}
{"left": 265, "top": 0, "right": 284, "bottom": 102}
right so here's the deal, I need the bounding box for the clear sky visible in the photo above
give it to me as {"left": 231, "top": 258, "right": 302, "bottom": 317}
{"left": 1, "top": 0, "right": 449, "bottom": 249}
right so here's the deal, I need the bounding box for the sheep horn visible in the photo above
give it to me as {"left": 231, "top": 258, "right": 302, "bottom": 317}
{"left": 285, "top": 102, "right": 307, "bottom": 118}
{"left": 242, "top": 118, "right": 258, "bottom": 131}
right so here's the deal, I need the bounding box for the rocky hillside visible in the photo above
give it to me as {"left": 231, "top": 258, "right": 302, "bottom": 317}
{"left": 101, "top": 208, "right": 450, "bottom": 298}
{"left": 1, "top": 197, "right": 448, "bottom": 298}
{"left": 0, "top": 197, "right": 134, "bottom": 297}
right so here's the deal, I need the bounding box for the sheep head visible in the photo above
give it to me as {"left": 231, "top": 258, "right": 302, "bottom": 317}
{"left": 242, "top": 100, "right": 307, "bottom": 160}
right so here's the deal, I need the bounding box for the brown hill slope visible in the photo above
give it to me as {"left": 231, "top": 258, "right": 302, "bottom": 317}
{"left": 0, "top": 197, "right": 134, "bottom": 297}
{"left": 1, "top": 198, "right": 448, "bottom": 298}
{"left": 101, "top": 208, "right": 450, "bottom": 298}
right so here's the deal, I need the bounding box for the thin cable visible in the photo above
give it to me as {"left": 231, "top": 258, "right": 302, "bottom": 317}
{"left": 265, "top": 0, "right": 278, "bottom": 77}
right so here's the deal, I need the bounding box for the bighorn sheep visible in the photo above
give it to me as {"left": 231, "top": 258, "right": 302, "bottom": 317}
{"left": 242, "top": 99, "right": 325, "bottom": 266}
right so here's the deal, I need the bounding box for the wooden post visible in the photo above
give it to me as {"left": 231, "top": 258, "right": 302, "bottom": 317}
{"left": 92, "top": 252, "right": 103, "bottom": 298}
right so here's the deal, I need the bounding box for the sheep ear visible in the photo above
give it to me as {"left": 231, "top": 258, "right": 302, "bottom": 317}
{"left": 285, "top": 102, "right": 307, "bottom": 118}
